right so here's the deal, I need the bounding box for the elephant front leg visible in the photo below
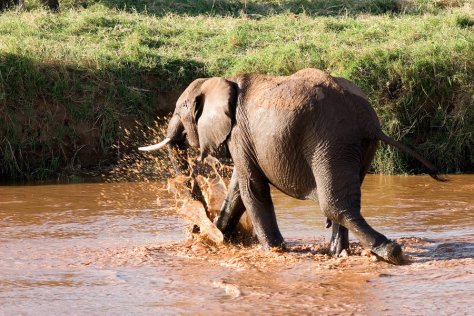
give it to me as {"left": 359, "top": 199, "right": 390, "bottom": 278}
{"left": 214, "top": 169, "right": 246, "bottom": 239}
{"left": 329, "top": 223, "right": 349, "bottom": 257}
{"left": 236, "top": 167, "right": 284, "bottom": 250}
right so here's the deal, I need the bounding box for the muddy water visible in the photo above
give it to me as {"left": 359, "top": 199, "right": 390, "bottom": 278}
{"left": 0, "top": 176, "right": 473, "bottom": 315}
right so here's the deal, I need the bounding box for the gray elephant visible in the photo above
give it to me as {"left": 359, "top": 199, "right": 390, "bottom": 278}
{"left": 140, "top": 68, "right": 442, "bottom": 264}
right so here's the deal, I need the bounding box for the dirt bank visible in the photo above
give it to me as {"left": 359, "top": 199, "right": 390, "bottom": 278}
{"left": 2, "top": 101, "right": 176, "bottom": 181}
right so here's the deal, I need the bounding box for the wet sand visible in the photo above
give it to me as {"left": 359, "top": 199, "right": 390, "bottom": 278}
{"left": 0, "top": 175, "right": 473, "bottom": 314}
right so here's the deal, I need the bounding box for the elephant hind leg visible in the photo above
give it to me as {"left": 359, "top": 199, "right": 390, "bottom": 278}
{"left": 315, "top": 163, "right": 404, "bottom": 264}
{"left": 339, "top": 212, "right": 404, "bottom": 264}
{"left": 329, "top": 222, "right": 349, "bottom": 257}
{"left": 323, "top": 212, "right": 349, "bottom": 258}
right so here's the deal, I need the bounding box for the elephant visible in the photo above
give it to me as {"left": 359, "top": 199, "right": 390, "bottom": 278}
{"left": 140, "top": 68, "right": 442, "bottom": 265}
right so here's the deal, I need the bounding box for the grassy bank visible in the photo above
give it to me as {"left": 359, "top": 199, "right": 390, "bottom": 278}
{"left": 1, "top": 0, "right": 473, "bottom": 180}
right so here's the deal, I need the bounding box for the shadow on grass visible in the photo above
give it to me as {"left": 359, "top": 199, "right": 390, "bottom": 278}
{"left": 0, "top": 52, "right": 206, "bottom": 181}
{"left": 81, "top": 0, "right": 404, "bottom": 17}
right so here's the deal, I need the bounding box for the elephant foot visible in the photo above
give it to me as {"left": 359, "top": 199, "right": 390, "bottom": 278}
{"left": 329, "top": 223, "right": 349, "bottom": 257}
{"left": 259, "top": 234, "right": 286, "bottom": 251}
{"left": 371, "top": 241, "right": 405, "bottom": 265}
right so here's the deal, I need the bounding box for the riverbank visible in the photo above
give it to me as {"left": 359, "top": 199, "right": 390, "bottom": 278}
{"left": 1, "top": 0, "right": 473, "bottom": 180}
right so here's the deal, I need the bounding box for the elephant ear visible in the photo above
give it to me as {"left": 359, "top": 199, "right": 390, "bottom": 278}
{"left": 197, "top": 77, "right": 235, "bottom": 160}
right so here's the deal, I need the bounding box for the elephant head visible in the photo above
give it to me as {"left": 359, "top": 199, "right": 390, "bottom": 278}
{"left": 140, "top": 77, "right": 236, "bottom": 161}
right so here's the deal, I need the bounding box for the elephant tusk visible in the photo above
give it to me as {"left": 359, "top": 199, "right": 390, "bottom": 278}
{"left": 138, "top": 138, "right": 171, "bottom": 151}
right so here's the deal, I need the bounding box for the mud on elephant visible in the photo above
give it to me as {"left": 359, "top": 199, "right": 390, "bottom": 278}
{"left": 140, "top": 68, "right": 443, "bottom": 265}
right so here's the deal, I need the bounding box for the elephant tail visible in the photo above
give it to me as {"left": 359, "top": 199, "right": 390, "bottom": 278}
{"left": 376, "top": 131, "right": 447, "bottom": 182}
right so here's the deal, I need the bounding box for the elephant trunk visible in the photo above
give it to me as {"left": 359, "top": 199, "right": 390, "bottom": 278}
{"left": 166, "top": 114, "right": 185, "bottom": 143}
{"left": 138, "top": 114, "right": 208, "bottom": 209}
{"left": 165, "top": 119, "right": 208, "bottom": 211}
{"left": 139, "top": 114, "right": 185, "bottom": 152}
{"left": 138, "top": 113, "right": 190, "bottom": 175}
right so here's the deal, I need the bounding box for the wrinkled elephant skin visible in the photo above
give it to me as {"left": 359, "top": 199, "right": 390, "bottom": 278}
{"left": 141, "top": 68, "right": 442, "bottom": 265}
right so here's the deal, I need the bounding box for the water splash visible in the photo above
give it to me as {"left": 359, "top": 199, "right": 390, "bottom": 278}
{"left": 103, "top": 118, "right": 255, "bottom": 245}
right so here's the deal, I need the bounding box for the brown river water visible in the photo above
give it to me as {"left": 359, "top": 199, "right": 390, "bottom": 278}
{"left": 0, "top": 175, "right": 473, "bottom": 315}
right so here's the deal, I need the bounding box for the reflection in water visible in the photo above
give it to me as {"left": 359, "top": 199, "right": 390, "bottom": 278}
{"left": 0, "top": 175, "right": 473, "bottom": 314}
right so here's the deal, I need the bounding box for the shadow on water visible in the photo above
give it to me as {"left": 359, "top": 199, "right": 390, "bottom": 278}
{"left": 397, "top": 237, "right": 474, "bottom": 263}
{"left": 0, "top": 52, "right": 206, "bottom": 181}
{"left": 430, "top": 242, "right": 474, "bottom": 260}
{"left": 286, "top": 238, "right": 474, "bottom": 263}
{"left": 82, "top": 0, "right": 404, "bottom": 17}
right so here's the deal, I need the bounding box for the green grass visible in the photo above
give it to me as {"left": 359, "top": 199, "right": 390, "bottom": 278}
{"left": 1, "top": 0, "right": 474, "bottom": 179}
